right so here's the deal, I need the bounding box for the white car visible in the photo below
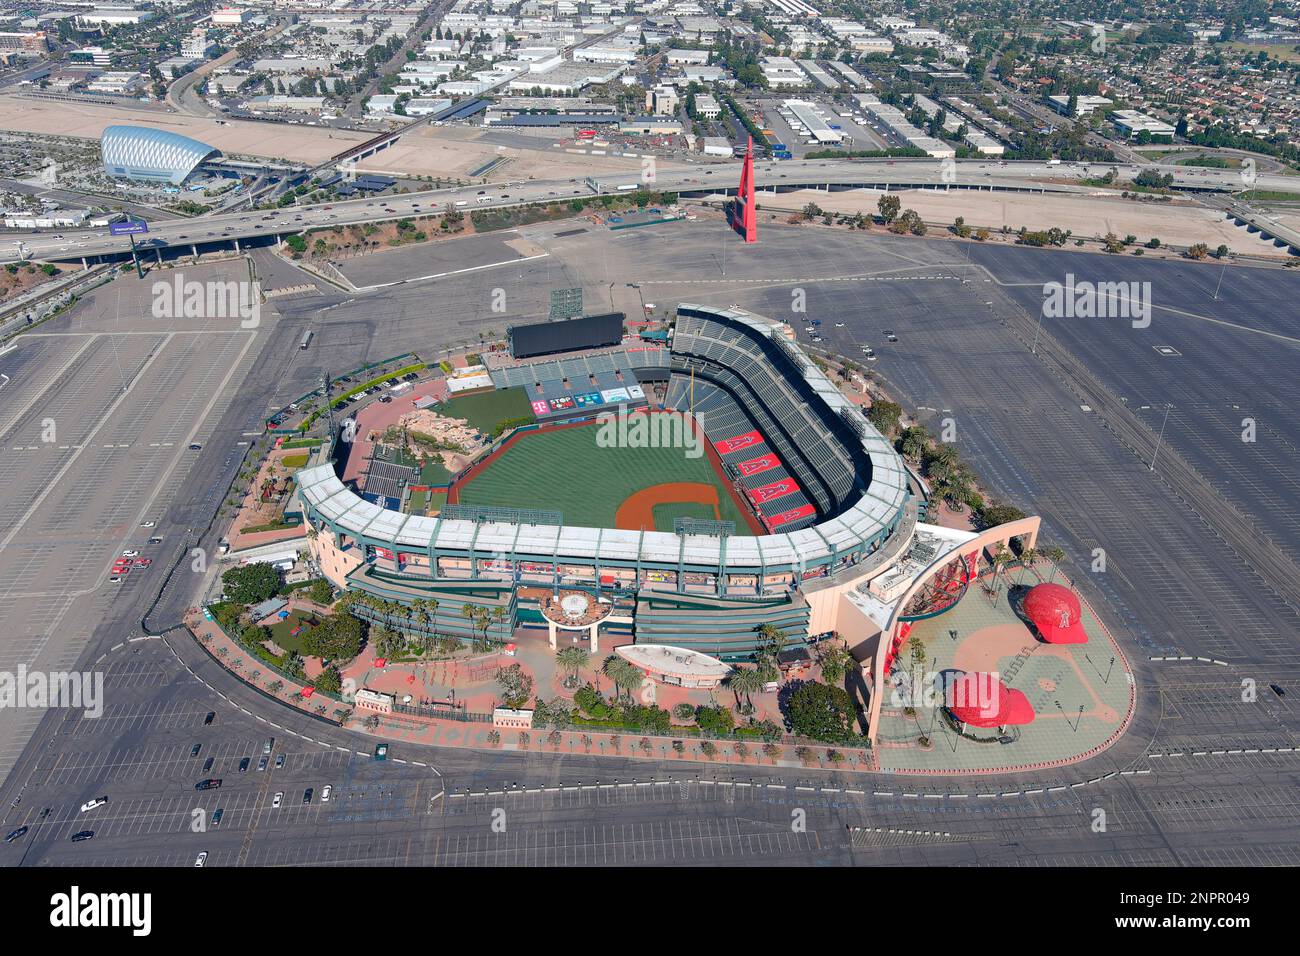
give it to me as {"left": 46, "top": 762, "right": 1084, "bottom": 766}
{"left": 80, "top": 796, "right": 108, "bottom": 813}
{"left": 194, "top": 851, "right": 207, "bottom": 867}
{"left": 272, "top": 792, "right": 283, "bottom": 808}
{"left": 321, "top": 786, "right": 331, "bottom": 803}
{"left": 140, "top": 521, "right": 155, "bottom": 528}
{"left": 121, "top": 550, "right": 139, "bottom": 558}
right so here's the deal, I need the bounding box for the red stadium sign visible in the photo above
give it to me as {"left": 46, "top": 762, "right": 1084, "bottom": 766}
{"left": 767, "top": 503, "right": 816, "bottom": 527}
{"left": 714, "top": 430, "right": 763, "bottom": 455}
{"left": 735, "top": 453, "right": 780, "bottom": 477}
{"left": 746, "top": 478, "right": 800, "bottom": 505}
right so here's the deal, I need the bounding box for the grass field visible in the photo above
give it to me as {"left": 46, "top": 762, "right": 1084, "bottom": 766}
{"left": 268, "top": 610, "right": 320, "bottom": 653}
{"left": 439, "top": 386, "right": 535, "bottom": 434}
{"left": 453, "top": 418, "right": 750, "bottom": 533}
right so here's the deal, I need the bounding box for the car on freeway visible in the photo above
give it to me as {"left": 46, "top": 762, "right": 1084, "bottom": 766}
{"left": 321, "top": 786, "right": 331, "bottom": 803}
{"left": 211, "top": 808, "right": 223, "bottom": 828}
{"left": 194, "top": 779, "right": 222, "bottom": 791}
{"left": 274, "top": 754, "right": 285, "bottom": 769}
{"left": 203, "top": 711, "right": 215, "bottom": 725}
{"left": 302, "top": 788, "right": 313, "bottom": 804}
{"left": 71, "top": 831, "right": 94, "bottom": 843}
{"left": 272, "top": 792, "right": 283, "bottom": 809}
{"left": 79, "top": 796, "right": 108, "bottom": 813}
{"left": 202, "top": 757, "right": 214, "bottom": 772}
{"left": 374, "top": 743, "right": 388, "bottom": 760}
{"left": 4, "top": 826, "right": 27, "bottom": 844}
{"left": 191, "top": 744, "right": 201, "bottom": 757}
{"left": 194, "top": 851, "right": 208, "bottom": 867}
{"left": 238, "top": 757, "right": 250, "bottom": 772}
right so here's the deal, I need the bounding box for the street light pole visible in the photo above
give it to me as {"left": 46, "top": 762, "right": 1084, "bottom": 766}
{"left": 1149, "top": 403, "right": 1172, "bottom": 471}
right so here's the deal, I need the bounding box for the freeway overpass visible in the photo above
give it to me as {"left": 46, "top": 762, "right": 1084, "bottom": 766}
{"left": 10, "top": 157, "right": 1299, "bottom": 264}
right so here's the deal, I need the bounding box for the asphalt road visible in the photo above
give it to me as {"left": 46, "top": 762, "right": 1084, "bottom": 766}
{"left": 16, "top": 157, "right": 1299, "bottom": 263}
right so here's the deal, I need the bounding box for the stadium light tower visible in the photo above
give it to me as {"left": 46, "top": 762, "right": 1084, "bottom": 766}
{"left": 735, "top": 136, "right": 757, "bottom": 243}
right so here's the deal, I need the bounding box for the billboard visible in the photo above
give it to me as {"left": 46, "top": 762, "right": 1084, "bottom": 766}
{"left": 109, "top": 219, "right": 149, "bottom": 236}
{"left": 508, "top": 312, "right": 624, "bottom": 359}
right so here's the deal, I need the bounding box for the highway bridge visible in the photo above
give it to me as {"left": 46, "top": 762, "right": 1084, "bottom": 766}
{"left": 9, "top": 157, "right": 1298, "bottom": 264}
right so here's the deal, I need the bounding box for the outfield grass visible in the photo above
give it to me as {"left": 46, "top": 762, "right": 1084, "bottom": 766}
{"left": 439, "top": 386, "right": 535, "bottom": 434}
{"left": 418, "top": 459, "right": 451, "bottom": 485}
{"left": 454, "top": 419, "right": 749, "bottom": 531}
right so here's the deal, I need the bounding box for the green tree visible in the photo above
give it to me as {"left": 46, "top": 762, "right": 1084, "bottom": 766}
{"left": 221, "top": 564, "right": 280, "bottom": 605}
{"left": 877, "top": 194, "right": 901, "bottom": 223}
{"left": 787, "top": 681, "right": 855, "bottom": 742}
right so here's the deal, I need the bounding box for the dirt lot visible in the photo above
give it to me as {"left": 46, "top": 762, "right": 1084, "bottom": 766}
{"left": 355, "top": 124, "right": 669, "bottom": 182}
{"left": 758, "top": 187, "right": 1283, "bottom": 255}
{"left": 0, "top": 96, "right": 367, "bottom": 164}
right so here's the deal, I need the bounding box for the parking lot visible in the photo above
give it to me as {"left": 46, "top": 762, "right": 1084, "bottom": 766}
{"left": 0, "top": 259, "right": 281, "bottom": 782}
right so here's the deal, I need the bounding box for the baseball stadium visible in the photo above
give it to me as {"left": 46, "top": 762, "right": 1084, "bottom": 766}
{"left": 297, "top": 303, "right": 1130, "bottom": 751}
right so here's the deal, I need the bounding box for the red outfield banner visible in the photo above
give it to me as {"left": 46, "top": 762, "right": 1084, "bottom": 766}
{"left": 767, "top": 503, "right": 816, "bottom": 528}
{"left": 746, "top": 478, "right": 800, "bottom": 505}
{"left": 735, "top": 453, "right": 781, "bottom": 477}
{"left": 714, "top": 430, "right": 764, "bottom": 455}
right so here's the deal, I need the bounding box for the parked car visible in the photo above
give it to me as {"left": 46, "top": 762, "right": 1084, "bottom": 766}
{"left": 302, "top": 788, "right": 313, "bottom": 804}
{"left": 321, "top": 786, "right": 332, "bottom": 803}
{"left": 203, "top": 712, "right": 215, "bottom": 725}
{"left": 194, "top": 779, "right": 222, "bottom": 791}
{"left": 79, "top": 796, "right": 108, "bottom": 813}
{"left": 211, "top": 808, "right": 223, "bottom": 828}
{"left": 202, "top": 757, "right": 214, "bottom": 772}
{"left": 194, "top": 851, "right": 208, "bottom": 867}
{"left": 238, "top": 758, "right": 249, "bottom": 772}
{"left": 274, "top": 754, "right": 285, "bottom": 769}
{"left": 272, "top": 792, "right": 283, "bottom": 808}
{"left": 257, "top": 756, "right": 268, "bottom": 771}
{"left": 4, "top": 826, "right": 28, "bottom": 844}
{"left": 190, "top": 744, "right": 201, "bottom": 757}
{"left": 71, "top": 831, "right": 95, "bottom": 843}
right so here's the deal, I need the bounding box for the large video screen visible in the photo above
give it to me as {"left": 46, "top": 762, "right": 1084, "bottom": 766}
{"left": 508, "top": 312, "right": 624, "bottom": 359}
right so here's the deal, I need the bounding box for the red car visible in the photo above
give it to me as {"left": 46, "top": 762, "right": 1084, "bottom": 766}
{"left": 133, "top": 558, "right": 151, "bottom": 568}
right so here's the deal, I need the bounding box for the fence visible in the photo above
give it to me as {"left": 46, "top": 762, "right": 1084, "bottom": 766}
{"left": 392, "top": 701, "right": 491, "bottom": 723}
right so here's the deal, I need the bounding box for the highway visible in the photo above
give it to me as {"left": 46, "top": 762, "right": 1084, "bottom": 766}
{"left": 10, "top": 157, "right": 1300, "bottom": 263}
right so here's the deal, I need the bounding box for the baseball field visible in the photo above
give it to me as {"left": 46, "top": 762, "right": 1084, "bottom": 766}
{"left": 450, "top": 415, "right": 762, "bottom": 534}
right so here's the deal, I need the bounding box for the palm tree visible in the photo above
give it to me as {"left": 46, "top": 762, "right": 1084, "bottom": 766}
{"left": 900, "top": 425, "right": 930, "bottom": 461}
{"left": 602, "top": 656, "right": 639, "bottom": 701}
{"left": 460, "top": 603, "right": 479, "bottom": 643}
{"left": 1017, "top": 547, "right": 1038, "bottom": 585}
{"left": 556, "top": 645, "right": 589, "bottom": 689}
{"left": 728, "top": 666, "right": 763, "bottom": 712}
{"left": 755, "top": 623, "right": 787, "bottom": 660}
{"left": 1045, "top": 546, "right": 1066, "bottom": 582}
